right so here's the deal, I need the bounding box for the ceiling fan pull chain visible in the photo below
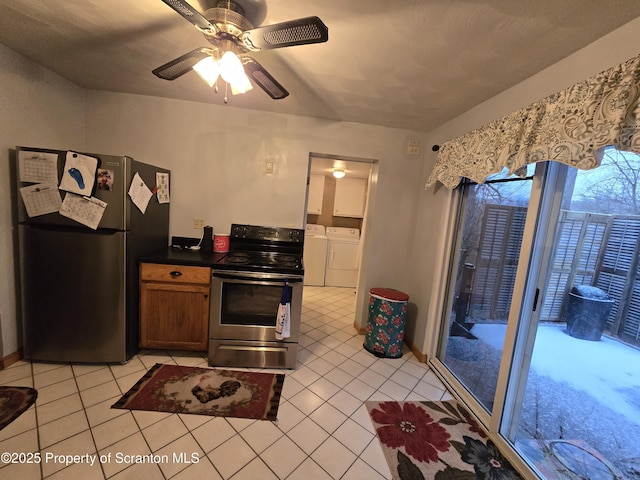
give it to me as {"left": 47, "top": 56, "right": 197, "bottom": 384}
{"left": 224, "top": 82, "right": 229, "bottom": 104}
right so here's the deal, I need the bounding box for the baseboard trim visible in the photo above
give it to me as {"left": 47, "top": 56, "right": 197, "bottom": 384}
{"left": 411, "top": 344, "right": 428, "bottom": 363}
{"left": 352, "top": 321, "right": 428, "bottom": 364}
{"left": 2, "top": 350, "right": 23, "bottom": 369}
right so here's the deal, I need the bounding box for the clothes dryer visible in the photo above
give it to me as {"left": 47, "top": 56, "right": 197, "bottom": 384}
{"left": 325, "top": 227, "right": 360, "bottom": 287}
{"left": 303, "top": 224, "right": 327, "bottom": 286}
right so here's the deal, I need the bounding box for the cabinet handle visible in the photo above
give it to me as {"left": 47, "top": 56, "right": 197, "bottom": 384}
{"left": 169, "top": 271, "right": 182, "bottom": 278}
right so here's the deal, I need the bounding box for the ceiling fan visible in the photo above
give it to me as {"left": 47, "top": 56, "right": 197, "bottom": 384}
{"left": 153, "top": 0, "right": 329, "bottom": 101}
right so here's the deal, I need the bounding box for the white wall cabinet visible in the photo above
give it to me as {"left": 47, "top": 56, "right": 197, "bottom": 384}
{"left": 307, "top": 174, "right": 325, "bottom": 214}
{"left": 333, "top": 177, "right": 366, "bottom": 218}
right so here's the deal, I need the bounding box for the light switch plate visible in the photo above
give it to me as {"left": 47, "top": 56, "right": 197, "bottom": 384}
{"left": 265, "top": 161, "right": 274, "bottom": 174}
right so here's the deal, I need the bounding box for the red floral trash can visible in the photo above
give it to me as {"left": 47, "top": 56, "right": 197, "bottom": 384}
{"left": 363, "top": 288, "right": 409, "bottom": 358}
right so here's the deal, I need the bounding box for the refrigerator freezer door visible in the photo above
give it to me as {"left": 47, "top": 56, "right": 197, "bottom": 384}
{"left": 19, "top": 224, "right": 128, "bottom": 363}
{"left": 15, "top": 147, "right": 129, "bottom": 230}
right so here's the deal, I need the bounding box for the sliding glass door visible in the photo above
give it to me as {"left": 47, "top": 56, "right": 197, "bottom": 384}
{"left": 504, "top": 151, "right": 640, "bottom": 479}
{"left": 438, "top": 168, "right": 534, "bottom": 414}
{"left": 432, "top": 150, "right": 640, "bottom": 479}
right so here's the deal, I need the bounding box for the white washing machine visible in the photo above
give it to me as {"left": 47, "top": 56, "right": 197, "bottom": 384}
{"left": 303, "top": 224, "right": 327, "bottom": 286}
{"left": 325, "top": 227, "right": 360, "bottom": 287}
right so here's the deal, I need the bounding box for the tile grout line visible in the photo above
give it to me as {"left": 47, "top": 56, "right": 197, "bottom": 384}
{"left": 30, "top": 361, "right": 45, "bottom": 480}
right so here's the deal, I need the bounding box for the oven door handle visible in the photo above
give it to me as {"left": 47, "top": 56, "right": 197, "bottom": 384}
{"left": 212, "top": 271, "right": 303, "bottom": 283}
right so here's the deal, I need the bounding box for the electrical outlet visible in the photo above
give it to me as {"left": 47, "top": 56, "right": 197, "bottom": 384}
{"left": 193, "top": 218, "right": 204, "bottom": 229}
{"left": 265, "top": 161, "right": 274, "bottom": 174}
{"left": 407, "top": 145, "right": 421, "bottom": 155}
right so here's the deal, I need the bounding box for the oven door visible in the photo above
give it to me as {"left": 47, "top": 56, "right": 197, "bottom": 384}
{"left": 209, "top": 270, "right": 303, "bottom": 343}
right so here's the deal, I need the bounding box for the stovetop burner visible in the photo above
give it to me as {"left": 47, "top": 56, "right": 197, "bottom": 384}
{"left": 213, "top": 224, "right": 305, "bottom": 275}
{"left": 276, "top": 255, "right": 299, "bottom": 267}
{"left": 220, "top": 251, "right": 303, "bottom": 271}
{"left": 225, "top": 252, "right": 250, "bottom": 264}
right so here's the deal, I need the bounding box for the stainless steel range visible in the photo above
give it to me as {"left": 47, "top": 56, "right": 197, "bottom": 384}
{"left": 208, "top": 224, "right": 304, "bottom": 369}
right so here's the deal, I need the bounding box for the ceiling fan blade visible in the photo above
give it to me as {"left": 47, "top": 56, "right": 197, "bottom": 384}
{"left": 242, "top": 57, "right": 289, "bottom": 99}
{"left": 241, "top": 16, "right": 328, "bottom": 51}
{"left": 152, "top": 48, "right": 212, "bottom": 80}
{"left": 161, "top": 0, "right": 219, "bottom": 33}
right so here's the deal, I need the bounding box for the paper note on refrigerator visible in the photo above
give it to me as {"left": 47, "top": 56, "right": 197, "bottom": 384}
{"left": 18, "top": 150, "right": 59, "bottom": 185}
{"left": 59, "top": 192, "right": 107, "bottom": 230}
{"left": 59, "top": 152, "right": 98, "bottom": 196}
{"left": 156, "top": 172, "right": 170, "bottom": 204}
{"left": 19, "top": 183, "right": 62, "bottom": 217}
{"left": 128, "top": 172, "right": 152, "bottom": 213}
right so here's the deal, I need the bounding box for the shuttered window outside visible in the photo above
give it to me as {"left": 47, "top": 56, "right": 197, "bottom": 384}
{"left": 471, "top": 204, "right": 527, "bottom": 321}
{"left": 596, "top": 216, "right": 640, "bottom": 342}
{"left": 541, "top": 211, "right": 609, "bottom": 321}
{"left": 470, "top": 205, "right": 640, "bottom": 345}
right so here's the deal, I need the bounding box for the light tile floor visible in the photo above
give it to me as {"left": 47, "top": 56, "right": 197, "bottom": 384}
{"left": 0, "top": 286, "right": 451, "bottom": 479}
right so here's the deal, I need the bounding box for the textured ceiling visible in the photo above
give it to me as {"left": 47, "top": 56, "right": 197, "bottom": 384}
{"left": 1, "top": 0, "right": 640, "bottom": 133}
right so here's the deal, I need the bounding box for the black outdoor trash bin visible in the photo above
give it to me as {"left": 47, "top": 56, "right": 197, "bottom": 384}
{"left": 565, "top": 285, "right": 614, "bottom": 341}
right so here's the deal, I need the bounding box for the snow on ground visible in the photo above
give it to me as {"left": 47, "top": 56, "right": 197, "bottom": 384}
{"left": 471, "top": 323, "right": 640, "bottom": 425}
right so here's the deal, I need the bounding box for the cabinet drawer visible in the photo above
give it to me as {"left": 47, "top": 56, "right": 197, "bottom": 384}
{"left": 140, "top": 263, "right": 211, "bottom": 285}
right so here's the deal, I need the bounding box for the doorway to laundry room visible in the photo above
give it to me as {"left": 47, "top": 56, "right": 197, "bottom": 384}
{"left": 303, "top": 154, "right": 376, "bottom": 296}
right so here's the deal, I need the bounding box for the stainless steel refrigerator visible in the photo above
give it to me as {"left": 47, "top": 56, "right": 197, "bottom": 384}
{"left": 15, "top": 146, "right": 170, "bottom": 363}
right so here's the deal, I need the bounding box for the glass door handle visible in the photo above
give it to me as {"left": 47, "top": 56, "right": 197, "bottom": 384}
{"left": 532, "top": 288, "right": 540, "bottom": 311}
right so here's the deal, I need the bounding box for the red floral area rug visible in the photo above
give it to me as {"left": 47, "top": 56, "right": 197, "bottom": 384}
{"left": 0, "top": 386, "right": 37, "bottom": 431}
{"left": 112, "top": 364, "right": 284, "bottom": 421}
{"left": 366, "top": 400, "right": 523, "bottom": 479}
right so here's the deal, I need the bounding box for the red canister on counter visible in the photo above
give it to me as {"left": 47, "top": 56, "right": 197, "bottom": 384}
{"left": 214, "top": 234, "right": 230, "bottom": 253}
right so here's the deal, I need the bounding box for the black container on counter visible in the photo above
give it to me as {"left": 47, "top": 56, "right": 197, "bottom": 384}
{"left": 201, "top": 226, "right": 213, "bottom": 252}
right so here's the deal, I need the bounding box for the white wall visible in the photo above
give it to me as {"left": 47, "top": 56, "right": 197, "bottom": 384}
{"left": 84, "top": 91, "right": 427, "bottom": 332}
{"left": 409, "top": 17, "right": 640, "bottom": 355}
{"left": 85, "top": 91, "right": 425, "bottom": 234}
{"left": 0, "top": 44, "right": 86, "bottom": 357}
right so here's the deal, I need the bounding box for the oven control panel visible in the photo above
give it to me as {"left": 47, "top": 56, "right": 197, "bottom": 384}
{"left": 231, "top": 224, "right": 303, "bottom": 243}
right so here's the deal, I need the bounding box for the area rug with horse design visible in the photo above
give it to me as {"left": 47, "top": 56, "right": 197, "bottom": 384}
{"left": 0, "top": 386, "right": 38, "bottom": 431}
{"left": 112, "top": 364, "right": 284, "bottom": 421}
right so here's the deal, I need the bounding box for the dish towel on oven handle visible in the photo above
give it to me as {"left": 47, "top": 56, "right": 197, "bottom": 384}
{"left": 275, "top": 281, "right": 292, "bottom": 340}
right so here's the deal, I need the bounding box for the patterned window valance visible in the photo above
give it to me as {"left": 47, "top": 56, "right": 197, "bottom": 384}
{"left": 425, "top": 53, "right": 640, "bottom": 189}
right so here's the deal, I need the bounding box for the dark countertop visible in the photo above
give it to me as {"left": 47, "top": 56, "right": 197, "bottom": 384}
{"left": 140, "top": 247, "right": 227, "bottom": 268}
{"left": 140, "top": 247, "right": 305, "bottom": 277}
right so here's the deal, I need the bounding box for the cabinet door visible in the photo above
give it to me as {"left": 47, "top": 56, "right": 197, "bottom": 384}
{"left": 140, "top": 282, "right": 210, "bottom": 350}
{"left": 307, "top": 174, "right": 325, "bottom": 214}
{"left": 333, "top": 177, "right": 366, "bottom": 218}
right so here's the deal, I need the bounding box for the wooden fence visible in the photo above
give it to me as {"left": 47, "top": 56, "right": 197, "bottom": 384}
{"left": 468, "top": 205, "right": 640, "bottom": 346}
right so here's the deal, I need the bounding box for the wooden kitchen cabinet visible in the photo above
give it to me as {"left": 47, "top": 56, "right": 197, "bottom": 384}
{"left": 307, "top": 174, "right": 325, "bottom": 214}
{"left": 139, "top": 263, "right": 211, "bottom": 351}
{"left": 333, "top": 177, "right": 366, "bottom": 218}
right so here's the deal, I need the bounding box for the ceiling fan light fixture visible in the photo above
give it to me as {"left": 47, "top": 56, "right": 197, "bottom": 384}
{"left": 193, "top": 51, "right": 253, "bottom": 95}
{"left": 219, "top": 51, "right": 253, "bottom": 94}
{"left": 333, "top": 168, "right": 346, "bottom": 179}
{"left": 193, "top": 56, "right": 220, "bottom": 87}
{"left": 219, "top": 50, "right": 243, "bottom": 81}
{"left": 230, "top": 72, "right": 253, "bottom": 94}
